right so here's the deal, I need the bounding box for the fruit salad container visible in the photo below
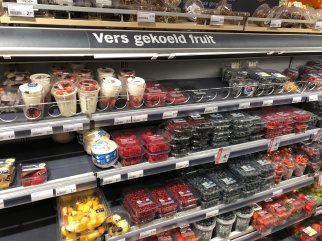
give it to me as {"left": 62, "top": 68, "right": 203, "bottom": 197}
{"left": 21, "top": 163, "right": 47, "bottom": 187}
{"left": 185, "top": 172, "right": 222, "bottom": 209}
{"left": 206, "top": 168, "right": 242, "bottom": 204}
{"left": 140, "top": 129, "right": 170, "bottom": 153}
{"left": 58, "top": 189, "right": 109, "bottom": 241}
{"left": 252, "top": 209, "right": 277, "bottom": 233}
{"left": 144, "top": 82, "right": 167, "bottom": 108}
{"left": 106, "top": 214, "right": 130, "bottom": 237}
{"left": 149, "top": 186, "right": 178, "bottom": 218}
{"left": 166, "top": 87, "right": 190, "bottom": 105}
{"left": 234, "top": 206, "right": 254, "bottom": 232}
{"left": 123, "top": 188, "right": 157, "bottom": 225}
{"left": 215, "top": 212, "right": 236, "bottom": 238}
{"left": 166, "top": 180, "right": 199, "bottom": 211}
{"left": 294, "top": 154, "right": 308, "bottom": 177}
{"left": 0, "top": 158, "right": 15, "bottom": 189}
{"left": 192, "top": 218, "right": 216, "bottom": 241}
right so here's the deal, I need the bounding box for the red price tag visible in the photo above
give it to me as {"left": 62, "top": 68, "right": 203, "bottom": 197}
{"left": 268, "top": 137, "right": 280, "bottom": 152}
{"left": 215, "top": 147, "right": 230, "bottom": 164}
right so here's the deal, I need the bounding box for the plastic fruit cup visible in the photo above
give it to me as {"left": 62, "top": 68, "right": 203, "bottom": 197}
{"left": 100, "top": 77, "right": 121, "bottom": 110}
{"left": 97, "top": 67, "right": 115, "bottom": 84}
{"left": 19, "top": 83, "right": 44, "bottom": 120}
{"left": 51, "top": 80, "right": 77, "bottom": 117}
{"left": 127, "top": 77, "right": 146, "bottom": 108}
{"left": 30, "top": 73, "right": 51, "bottom": 95}
{"left": 77, "top": 79, "right": 100, "bottom": 114}
{"left": 118, "top": 69, "right": 135, "bottom": 97}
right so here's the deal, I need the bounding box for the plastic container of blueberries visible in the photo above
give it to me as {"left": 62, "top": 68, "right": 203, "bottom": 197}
{"left": 207, "top": 113, "right": 231, "bottom": 126}
{"left": 224, "top": 112, "right": 254, "bottom": 126}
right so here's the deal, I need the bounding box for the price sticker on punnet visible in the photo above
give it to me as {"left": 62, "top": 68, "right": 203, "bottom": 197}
{"left": 214, "top": 147, "right": 231, "bottom": 164}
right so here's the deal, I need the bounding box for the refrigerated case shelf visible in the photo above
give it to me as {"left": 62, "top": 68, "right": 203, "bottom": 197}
{"left": 0, "top": 115, "right": 90, "bottom": 141}
{"left": 105, "top": 175, "right": 314, "bottom": 241}
{"left": 96, "top": 128, "right": 319, "bottom": 185}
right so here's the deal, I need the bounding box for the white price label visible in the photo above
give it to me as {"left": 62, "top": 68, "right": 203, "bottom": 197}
{"left": 102, "top": 174, "right": 121, "bottom": 185}
{"left": 272, "top": 189, "right": 283, "bottom": 197}
{"left": 239, "top": 102, "right": 250, "bottom": 109}
{"left": 315, "top": 21, "right": 322, "bottom": 30}
{"left": 163, "top": 110, "right": 178, "bottom": 119}
{"left": 140, "top": 228, "right": 156, "bottom": 238}
{"left": 313, "top": 129, "right": 322, "bottom": 142}
{"left": 8, "top": 3, "right": 34, "bottom": 17}
{"left": 270, "top": 19, "right": 282, "bottom": 28}
{"left": 315, "top": 207, "right": 322, "bottom": 216}
{"left": 204, "top": 106, "right": 218, "bottom": 114}
{"left": 17, "top": 0, "right": 37, "bottom": 3}
{"left": 114, "top": 116, "right": 132, "bottom": 125}
{"left": 318, "top": 172, "right": 322, "bottom": 188}
{"left": 176, "top": 161, "right": 190, "bottom": 169}
{"left": 215, "top": 147, "right": 231, "bottom": 164}
{"left": 262, "top": 99, "right": 273, "bottom": 106}
{"left": 0, "top": 130, "right": 15, "bottom": 141}
{"left": 268, "top": 137, "right": 281, "bottom": 152}
{"left": 128, "top": 170, "right": 143, "bottom": 180}
{"left": 206, "top": 208, "right": 219, "bottom": 218}
{"left": 31, "top": 126, "right": 53, "bottom": 136}
{"left": 132, "top": 114, "right": 148, "bottom": 123}
{"left": 55, "top": 184, "right": 76, "bottom": 196}
{"left": 63, "top": 123, "right": 83, "bottom": 132}
{"left": 137, "top": 11, "right": 155, "bottom": 23}
{"left": 309, "top": 95, "right": 318, "bottom": 102}
{"left": 31, "top": 189, "right": 54, "bottom": 202}
{"left": 292, "top": 96, "right": 302, "bottom": 103}
{"left": 0, "top": 199, "right": 4, "bottom": 209}
{"left": 95, "top": 0, "right": 112, "bottom": 7}
{"left": 210, "top": 15, "right": 224, "bottom": 25}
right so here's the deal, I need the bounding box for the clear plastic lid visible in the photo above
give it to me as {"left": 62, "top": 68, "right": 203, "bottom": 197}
{"left": 52, "top": 80, "right": 76, "bottom": 96}
{"left": 185, "top": 172, "right": 222, "bottom": 201}
{"left": 186, "top": 115, "right": 213, "bottom": 133}
{"left": 224, "top": 111, "right": 253, "bottom": 125}
{"left": 77, "top": 79, "right": 100, "bottom": 92}
{"left": 228, "top": 160, "right": 258, "bottom": 182}
{"left": 123, "top": 188, "right": 157, "bottom": 219}
{"left": 149, "top": 186, "right": 178, "bottom": 217}
{"left": 166, "top": 180, "right": 199, "bottom": 210}
{"left": 164, "top": 118, "right": 194, "bottom": 138}
{"left": 140, "top": 128, "right": 169, "bottom": 153}
{"left": 207, "top": 113, "right": 231, "bottom": 126}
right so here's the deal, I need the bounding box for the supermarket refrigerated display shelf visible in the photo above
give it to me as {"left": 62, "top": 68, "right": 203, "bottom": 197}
{"left": 105, "top": 175, "right": 314, "bottom": 241}
{"left": 0, "top": 126, "right": 318, "bottom": 209}
{"left": 0, "top": 91, "right": 310, "bottom": 141}
{"left": 93, "top": 92, "right": 307, "bottom": 128}
{"left": 0, "top": 139, "right": 97, "bottom": 209}
{"left": 96, "top": 128, "right": 319, "bottom": 185}
{"left": 228, "top": 208, "right": 322, "bottom": 241}
{"left": 0, "top": 114, "right": 90, "bottom": 141}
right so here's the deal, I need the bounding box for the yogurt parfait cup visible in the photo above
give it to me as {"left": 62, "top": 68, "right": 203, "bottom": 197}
{"left": 51, "top": 80, "right": 77, "bottom": 117}
{"left": 19, "top": 82, "right": 44, "bottom": 120}
{"left": 77, "top": 79, "right": 100, "bottom": 114}
{"left": 100, "top": 77, "right": 122, "bottom": 110}
{"left": 127, "top": 76, "right": 146, "bottom": 108}
{"left": 118, "top": 69, "right": 135, "bottom": 98}
{"left": 30, "top": 73, "right": 51, "bottom": 96}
